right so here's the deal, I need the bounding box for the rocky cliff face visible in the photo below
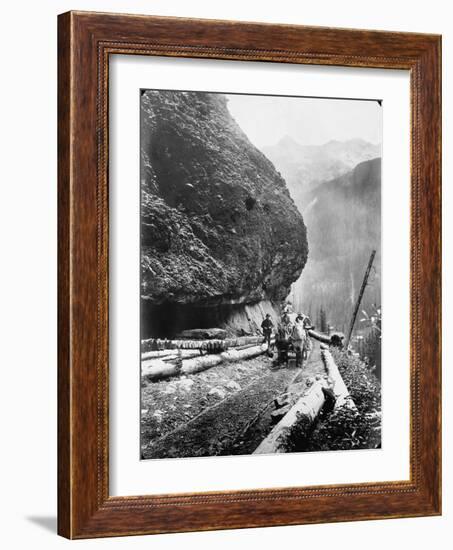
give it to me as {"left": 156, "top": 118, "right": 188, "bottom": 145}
{"left": 140, "top": 91, "right": 307, "bottom": 337}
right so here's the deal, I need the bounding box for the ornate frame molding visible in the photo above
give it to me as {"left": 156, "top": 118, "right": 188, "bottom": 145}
{"left": 58, "top": 11, "right": 441, "bottom": 538}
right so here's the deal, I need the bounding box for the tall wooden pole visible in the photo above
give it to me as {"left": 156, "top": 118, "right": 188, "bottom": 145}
{"left": 344, "top": 250, "right": 376, "bottom": 350}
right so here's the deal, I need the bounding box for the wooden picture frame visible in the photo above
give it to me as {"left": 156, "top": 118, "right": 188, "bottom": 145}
{"left": 58, "top": 10, "right": 441, "bottom": 539}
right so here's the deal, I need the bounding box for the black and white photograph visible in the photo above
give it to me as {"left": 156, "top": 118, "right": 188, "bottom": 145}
{"left": 0, "top": 0, "right": 446, "bottom": 544}
{"left": 140, "top": 89, "right": 382, "bottom": 459}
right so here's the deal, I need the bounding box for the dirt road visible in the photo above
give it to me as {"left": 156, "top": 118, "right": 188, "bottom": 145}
{"left": 141, "top": 340, "right": 325, "bottom": 459}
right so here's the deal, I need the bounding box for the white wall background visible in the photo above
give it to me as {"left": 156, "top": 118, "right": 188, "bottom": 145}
{"left": 0, "top": 1, "right": 450, "bottom": 548}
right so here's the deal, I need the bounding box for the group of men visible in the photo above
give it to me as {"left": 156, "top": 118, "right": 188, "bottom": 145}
{"left": 260, "top": 306, "right": 314, "bottom": 367}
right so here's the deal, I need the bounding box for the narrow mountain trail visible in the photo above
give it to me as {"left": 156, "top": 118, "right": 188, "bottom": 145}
{"left": 141, "top": 340, "right": 325, "bottom": 459}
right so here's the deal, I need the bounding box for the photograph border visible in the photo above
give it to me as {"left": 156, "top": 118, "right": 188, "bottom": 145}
{"left": 58, "top": 11, "right": 441, "bottom": 538}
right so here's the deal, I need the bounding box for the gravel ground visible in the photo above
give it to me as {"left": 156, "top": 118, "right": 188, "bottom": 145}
{"left": 141, "top": 354, "right": 275, "bottom": 450}
{"left": 141, "top": 340, "right": 325, "bottom": 459}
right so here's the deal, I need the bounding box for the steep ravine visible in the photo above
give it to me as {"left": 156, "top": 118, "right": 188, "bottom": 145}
{"left": 290, "top": 158, "right": 381, "bottom": 330}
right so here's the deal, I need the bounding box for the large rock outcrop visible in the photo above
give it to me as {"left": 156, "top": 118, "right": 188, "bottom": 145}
{"left": 140, "top": 91, "right": 307, "bottom": 336}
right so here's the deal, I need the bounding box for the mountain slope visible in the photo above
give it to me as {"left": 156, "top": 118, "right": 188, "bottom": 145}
{"left": 263, "top": 136, "right": 381, "bottom": 202}
{"left": 291, "top": 158, "right": 381, "bottom": 330}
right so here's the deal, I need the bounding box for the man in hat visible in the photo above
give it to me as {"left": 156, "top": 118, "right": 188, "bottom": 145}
{"left": 276, "top": 312, "right": 294, "bottom": 365}
{"left": 261, "top": 313, "right": 274, "bottom": 349}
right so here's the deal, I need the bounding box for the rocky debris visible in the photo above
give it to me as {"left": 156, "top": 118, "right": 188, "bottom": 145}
{"left": 140, "top": 90, "right": 307, "bottom": 336}
{"left": 178, "top": 378, "right": 195, "bottom": 392}
{"left": 225, "top": 380, "right": 241, "bottom": 391}
{"left": 162, "top": 384, "right": 176, "bottom": 395}
{"left": 208, "top": 387, "right": 227, "bottom": 400}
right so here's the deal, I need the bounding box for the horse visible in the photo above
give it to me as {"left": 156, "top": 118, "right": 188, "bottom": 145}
{"left": 291, "top": 322, "right": 307, "bottom": 367}
{"left": 274, "top": 320, "right": 307, "bottom": 367}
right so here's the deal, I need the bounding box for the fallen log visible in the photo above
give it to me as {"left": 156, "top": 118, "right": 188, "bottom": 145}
{"left": 320, "top": 345, "right": 357, "bottom": 410}
{"left": 141, "top": 349, "right": 202, "bottom": 361}
{"left": 142, "top": 344, "right": 268, "bottom": 381}
{"left": 308, "top": 329, "right": 331, "bottom": 345}
{"left": 176, "top": 328, "right": 228, "bottom": 340}
{"left": 141, "top": 335, "right": 264, "bottom": 353}
{"left": 142, "top": 341, "right": 270, "bottom": 362}
{"left": 141, "top": 359, "right": 180, "bottom": 380}
{"left": 233, "top": 339, "right": 274, "bottom": 351}
{"left": 253, "top": 380, "right": 329, "bottom": 454}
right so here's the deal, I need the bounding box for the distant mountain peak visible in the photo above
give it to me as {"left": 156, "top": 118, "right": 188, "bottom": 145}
{"left": 323, "top": 137, "right": 373, "bottom": 148}
{"left": 276, "top": 135, "right": 301, "bottom": 148}
{"left": 262, "top": 135, "right": 381, "bottom": 200}
{"left": 267, "top": 136, "right": 379, "bottom": 152}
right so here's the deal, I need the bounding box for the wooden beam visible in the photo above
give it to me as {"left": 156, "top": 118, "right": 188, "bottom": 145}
{"left": 253, "top": 380, "right": 328, "bottom": 454}
{"left": 308, "top": 329, "right": 331, "bottom": 345}
{"left": 320, "top": 346, "right": 356, "bottom": 410}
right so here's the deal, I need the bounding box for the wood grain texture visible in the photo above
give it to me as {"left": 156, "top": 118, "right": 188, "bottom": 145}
{"left": 57, "top": 10, "right": 442, "bottom": 539}
{"left": 57, "top": 11, "right": 71, "bottom": 538}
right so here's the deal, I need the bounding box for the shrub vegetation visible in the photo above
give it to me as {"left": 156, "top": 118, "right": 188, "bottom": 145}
{"left": 284, "top": 349, "right": 381, "bottom": 452}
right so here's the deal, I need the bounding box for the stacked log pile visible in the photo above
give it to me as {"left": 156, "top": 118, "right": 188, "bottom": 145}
{"left": 142, "top": 343, "right": 268, "bottom": 381}
{"left": 142, "top": 335, "right": 264, "bottom": 354}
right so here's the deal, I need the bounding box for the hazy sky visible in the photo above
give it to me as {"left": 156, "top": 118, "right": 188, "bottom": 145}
{"left": 226, "top": 93, "right": 382, "bottom": 149}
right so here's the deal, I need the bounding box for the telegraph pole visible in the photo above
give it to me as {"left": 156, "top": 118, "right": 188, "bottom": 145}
{"left": 344, "top": 250, "right": 376, "bottom": 350}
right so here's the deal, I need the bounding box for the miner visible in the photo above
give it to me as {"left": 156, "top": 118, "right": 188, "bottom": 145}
{"left": 261, "top": 313, "right": 274, "bottom": 349}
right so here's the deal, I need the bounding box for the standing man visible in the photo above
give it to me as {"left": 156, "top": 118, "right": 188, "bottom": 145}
{"left": 276, "top": 313, "right": 294, "bottom": 365}
{"left": 261, "top": 313, "right": 274, "bottom": 350}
